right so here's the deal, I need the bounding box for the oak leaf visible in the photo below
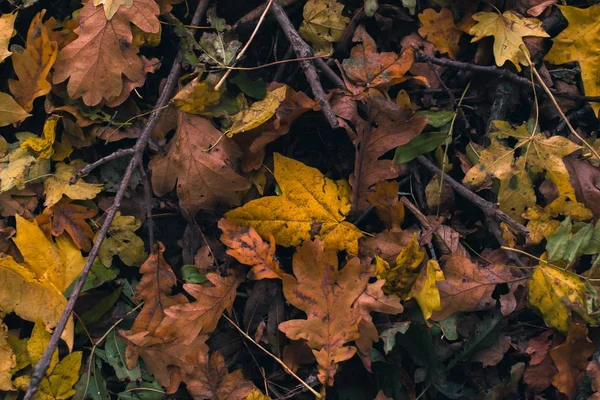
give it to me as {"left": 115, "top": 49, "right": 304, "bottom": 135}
{"left": 0, "top": 92, "right": 30, "bottom": 127}
{"left": 44, "top": 160, "right": 103, "bottom": 208}
{"left": 278, "top": 239, "right": 369, "bottom": 385}
{"left": 218, "top": 219, "right": 282, "bottom": 280}
{"left": 52, "top": 0, "right": 160, "bottom": 106}
{"left": 41, "top": 203, "right": 97, "bottom": 252}
{"left": 224, "top": 153, "right": 363, "bottom": 254}
{"left": 149, "top": 113, "right": 249, "bottom": 218}
{"left": 418, "top": 8, "right": 462, "bottom": 59}
{"left": 8, "top": 10, "right": 58, "bottom": 113}
{"left": 97, "top": 212, "right": 146, "bottom": 267}
{"left": 298, "top": 0, "right": 350, "bottom": 56}
{"left": 545, "top": 5, "right": 600, "bottom": 116}
{"left": 468, "top": 10, "right": 548, "bottom": 71}
{"left": 93, "top": 0, "right": 133, "bottom": 20}
{"left": 0, "top": 12, "right": 17, "bottom": 63}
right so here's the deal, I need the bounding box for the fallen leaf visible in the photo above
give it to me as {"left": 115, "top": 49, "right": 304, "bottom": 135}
{"left": 0, "top": 147, "right": 41, "bottom": 192}
{"left": 0, "top": 321, "right": 16, "bottom": 391}
{"left": 565, "top": 158, "right": 600, "bottom": 218}
{"left": 52, "top": 0, "right": 160, "bottom": 106}
{"left": 0, "top": 12, "right": 16, "bottom": 63}
{"left": 545, "top": 5, "right": 600, "bottom": 116}
{"left": 278, "top": 239, "right": 368, "bottom": 385}
{"left": 246, "top": 388, "right": 271, "bottom": 400}
{"left": 0, "top": 92, "right": 30, "bottom": 127}
{"left": 44, "top": 160, "right": 103, "bottom": 208}
{"left": 20, "top": 116, "right": 58, "bottom": 160}
{"left": 93, "top": 0, "right": 133, "bottom": 20}
{"left": 299, "top": 0, "right": 350, "bottom": 56}
{"left": 149, "top": 113, "right": 249, "bottom": 218}
{"left": 468, "top": 10, "right": 549, "bottom": 71}
{"left": 224, "top": 153, "right": 363, "bottom": 254}
{"left": 471, "top": 334, "right": 512, "bottom": 367}
{"left": 42, "top": 202, "right": 97, "bottom": 252}
{"left": 97, "top": 212, "right": 147, "bottom": 267}
{"left": 8, "top": 10, "right": 58, "bottom": 112}
{"left": 418, "top": 8, "right": 462, "bottom": 59}
{"left": 226, "top": 85, "right": 287, "bottom": 136}
{"left": 218, "top": 219, "right": 282, "bottom": 280}
{"left": 375, "top": 233, "right": 425, "bottom": 297}
{"left": 367, "top": 181, "right": 405, "bottom": 231}
{"left": 408, "top": 259, "right": 445, "bottom": 320}
{"left": 172, "top": 77, "right": 224, "bottom": 116}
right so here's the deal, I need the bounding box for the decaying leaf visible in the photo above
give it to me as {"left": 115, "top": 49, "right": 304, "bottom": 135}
{"left": 468, "top": 10, "right": 549, "bottom": 71}
{"left": 20, "top": 116, "right": 58, "bottom": 160}
{"left": 0, "top": 12, "right": 17, "bottom": 64}
{"left": 418, "top": 8, "right": 462, "bottom": 59}
{"left": 375, "top": 233, "right": 425, "bottom": 297}
{"left": 0, "top": 92, "right": 30, "bottom": 127}
{"left": 299, "top": 0, "right": 350, "bottom": 56}
{"left": 97, "top": 212, "right": 146, "bottom": 267}
{"left": 224, "top": 153, "right": 363, "bottom": 254}
{"left": 367, "top": 181, "right": 405, "bottom": 231}
{"left": 226, "top": 85, "right": 287, "bottom": 136}
{"left": 44, "top": 160, "right": 103, "bottom": 208}
{"left": 279, "top": 239, "right": 368, "bottom": 385}
{"left": 41, "top": 203, "right": 97, "bottom": 252}
{"left": 0, "top": 321, "right": 16, "bottom": 391}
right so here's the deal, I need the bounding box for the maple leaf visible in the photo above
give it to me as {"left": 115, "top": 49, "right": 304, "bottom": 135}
{"left": 8, "top": 10, "right": 58, "bottom": 113}
{"left": 52, "top": 0, "right": 160, "bottom": 106}
{"left": 278, "top": 239, "right": 369, "bottom": 385}
{"left": 468, "top": 10, "right": 548, "bottom": 71}
{"left": 0, "top": 92, "right": 30, "bottom": 127}
{"left": 44, "top": 160, "right": 103, "bottom": 208}
{"left": 0, "top": 12, "right": 16, "bottom": 64}
{"left": 218, "top": 219, "right": 283, "bottom": 280}
{"left": 367, "top": 181, "right": 405, "bottom": 231}
{"left": 418, "top": 8, "right": 462, "bottom": 59}
{"left": 149, "top": 113, "right": 250, "bottom": 218}
{"left": 97, "top": 212, "right": 146, "bottom": 267}
{"left": 545, "top": 5, "right": 600, "bottom": 116}
{"left": 224, "top": 153, "right": 364, "bottom": 254}
{"left": 298, "top": 0, "right": 350, "bottom": 56}
{"left": 431, "top": 254, "right": 520, "bottom": 321}
{"left": 41, "top": 202, "right": 97, "bottom": 252}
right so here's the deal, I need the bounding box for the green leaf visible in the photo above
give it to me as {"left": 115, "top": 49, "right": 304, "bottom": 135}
{"left": 546, "top": 217, "right": 572, "bottom": 262}
{"left": 65, "top": 260, "right": 118, "bottom": 296}
{"left": 379, "top": 322, "right": 410, "bottom": 354}
{"left": 181, "top": 264, "right": 208, "bottom": 284}
{"left": 105, "top": 331, "right": 141, "bottom": 381}
{"left": 231, "top": 71, "right": 266, "bottom": 99}
{"left": 394, "top": 131, "right": 447, "bottom": 164}
{"left": 73, "top": 358, "right": 109, "bottom": 400}
{"left": 75, "top": 287, "right": 122, "bottom": 333}
{"left": 564, "top": 223, "right": 593, "bottom": 263}
{"left": 118, "top": 381, "right": 165, "bottom": 400}
{"left": 415, "top": 109, "right": 454, "bottom": 128}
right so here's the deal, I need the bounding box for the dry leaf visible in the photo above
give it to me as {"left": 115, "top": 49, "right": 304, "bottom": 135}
{"left": 224, "top": 153, "right": 363, "bottom": 254}
{"left": 97, "top": 212, "right": 146, "bottom": 267}
{"left": 367, "top": 181, "right": 405, "bottom": 231}
{"left": 0, "top": 321, "right": 16, "bottom": 391}
{"left": 20, "top": 116, "right": 58, "bottom": 160}
{"left": 0, "top": 92, "right": 30, "bottom": 127}
{"left": 226, "top": 84, "right": 287, "bottom": 136}
{"left": 375, "top": 233, "right": 425, "bottom": 297}
{"left": 44, "top": 160, "right": 103, "bottom": 208}
{"left": 408, "top": 259, "right": 444, "bottom": 320}
{"left": 93, "top": 0, "right": 133, "bottom": 20}
{"left": 471, "top": 334, "right": 512, "bottom": 367}
{"left": 0, "top": 13, "right": 16, "bottom": 64}
{"left": 299, "top": 0, "right": 350, "bottom": 56}
{"left": 42, "top": 203, "right": 97, "bottom": 252}
{"left": 418, "top": 8, "right": 462, "bottom": 59}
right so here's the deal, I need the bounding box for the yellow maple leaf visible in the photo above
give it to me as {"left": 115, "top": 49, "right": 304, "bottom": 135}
{"left": 225, "top": 153, "right": 363, "bottom": 254}
{"left": 0, "top": 12, "right": 17, "bottom": 64}
{"left": 20, "top": 116, "right": 58, "bottom": 160}
{"left": 545, "top": 5, "right": 600, "bottom": 116}
{"left": 408, "top": 259, "right": 445, "bottom": 320}
{"left": 0, "top": 92, "right": 30, "bottom": 127}
{"left": 0, "top": 321, "right": 16, "bottom": 391}
{"left": 468, "top": 10, "right": 549, "bottom": 71}
{"left": 299, "top": 0, "right": 350, "bottom": 57}
{"left": 8, "top": 10, "right": 58, "bottom": 113}
{"left": 418, "top": 8, "right": 462, "bottom": 59}
{"left": 44, "top": 160, "right": 103, "bottom": 207}
{"left": 226, "top": 85, "right": 287, "bottom": 136}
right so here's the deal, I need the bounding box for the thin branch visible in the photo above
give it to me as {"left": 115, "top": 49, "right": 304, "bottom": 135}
{"left": 23, "top": 1, "right": 211, "bottom": 398}
{"left": 233, "top": 0, "right": 299, "bottom": 29}
{"left": 270, "top": 0, "right": 339, "bottom": 129}
{"left": 416, "top": 155, "right": 530, "bottom": 238}
{"left": 70, "top": 148, "right": 135, "bottom": 184}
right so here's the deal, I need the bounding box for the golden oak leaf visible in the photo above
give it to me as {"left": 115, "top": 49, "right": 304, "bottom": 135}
{"left": 42, "top": 203, "right": 97, "bottom": 252}
{"left": 20, "top": 116, "right": 58, "bottom": 160}
{"left": 43, "top": 160, "right": 103, "bottom": 208}
{"left": 550, "top": 324, "right": 596, "bottom": 398}
{"left": 545, "top": 5, "right": 600, "bottom": 116}
{"left": 367, "top": 181, "right": 405, "bottom": 231}
{"left": 0, "top": 92, "right": 30, "bottom": 127}
{"left": 375, "top": 233, "right": 424, "bottom": 297}
{"left": 52, "top": 0, "right": 160, "bottom": 106}
{"left": 279, "top": 239, "right": 369, "bottom": 386}
{"left": 218, "top": 219, "right": 283, "bottom": 280}
{"left": 97, "top": 212, "right": 146, "bottom": 267}
{"left": 93, "top": 0, "right": 133, "bottom": 20}
{"left": 418, "top": 8, "right": 462, "bottom": 59}
{"left": 0, "top": 321, "right": 16, "bottom": 391}
{"left": 468, "top": 10, "right": 548, "bottom": 71}
{"left": 0, "top": 12, "right": 16, "bottom": 64}
{"left": 528, "top": 263, "right": 598, "bottom": 333}
{"left": 408, "top": 259, "right": 445, "bottom": 320}
{"left": 149, "top": 113, "right": 250, "bottom": 218}
{"left": 342, "top": 25, "right": 420, "bottom": 90}
{"left": 8, "top": 10, "right": 58, "bottom": 113}
{"left": 155, "top": 269, "right": 244, "bottom": 345}
{"left": 431, "top": 254, "right": 518, "bottom": 321}
{"left": 224, "top": 153, "right": 363, "bottom": 254}
{"left": 298, "top": 0, "right": 350, "bottom": 56}
{"left": 226, "top": 85, "right": 287, "bottom": 136}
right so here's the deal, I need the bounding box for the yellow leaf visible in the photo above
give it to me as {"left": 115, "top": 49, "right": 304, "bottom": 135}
{"left": 545, "top": 5, "right": 600, "bottom": 116}
{"left": 44, "top": 160, "right": 103, "bottom": 207}
{"left": 468, "top": 10, "right": 549, "bottom": 71}
{"left": 27, "top": 322, "right": 59, "bottom": 374}
{"left": 375, "top": 233, "right": 425, "bottom": 297}
{"left": 0, "top": 12, "right": 17, "bottom": 63}
{"left": 0, "top": 92, "right": 30, "bottom": 127}
{"left": 97, "top": 212, "right": 147, "bottom": 267}
{"left": 172, "top": 77, "right": 223, "bottom": 115}
{"left": 20, "top": 116, "right": 58, "bottom": 160}
{"left": 0, "top": 148, "right": 37, "bottom": 192}
{"left": 523, "top": 206, "right": 561, "bottom": 244}
{"left": 8, "top": 11, "right": 58, "bottom": 113}
{"left": 0, "top": 256, "right": 74, "bottom": 350}
{"left": 246, "top": 388, "right": 271, "bottom": 400}
{"left": 36, "top": 351, "right": 82, "bottom": 400}
{"left": 225, "top": 153, "right": 363, "bottom": 254}
{"left": 528, "top": 263, "right": 596, "bottom": 332}
{"left": 409, "top": 259, "right": 444, "bottom": 320}
{"left": 0, "top": 321, "right": 16, "bottom": 391}
{"left": 418, "top": 8, "right": 462, "bottom": 59}
{"left": 226, "top": 85, "right": 287, "bottom": 136}
{"left": 93, "top": 0, "right": 134, "bottom": 20}
{"left": 299, "top": 0, "right": 350, "bottom": 56}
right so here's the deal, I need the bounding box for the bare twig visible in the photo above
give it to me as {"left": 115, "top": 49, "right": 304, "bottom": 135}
{"left": 233, "top": 0, "right": 299, "bottom": 29}
{"left": 416, "top": 156, "right": 529, "bottom": 238}
{"left": 23, "top": 1, "right": 211, "bottom": 398}
{"left": 140, "top": 165, "right": 155, "bottom": 248}
{"left": 70, "top": 148, "right": 135, "bottom": 184}
{"left": 270, "top": 0, "right": 339, "bottom": 129}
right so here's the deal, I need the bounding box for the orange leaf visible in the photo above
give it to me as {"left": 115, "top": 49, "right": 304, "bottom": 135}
{"left": 278, "top": 239, "right": 369, "bottom": 385}
{"left": 42, "top": 203, "right": 97, "bottom": 252}
{"left": 367, "top": 181, "right": 405, "bottom": 230}
{"left": 418, "top": 8, "right": 462, "bottom": 59}
{"left": 218, "top": 219, "right": 282, "bottom": 280}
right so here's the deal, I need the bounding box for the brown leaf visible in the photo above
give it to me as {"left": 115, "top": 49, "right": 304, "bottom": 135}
{"left": 218, "top": 219, "right": 282, "bottom": 280}
{"left": 149, "top": 113, "right": 249, "bottom": 219}
{"left": 8, "top": 10, "right": 58, "bottom": 112}
{"left": 359, "top": 229, "right": 417, "bottom": 265}
{"left": 431, "top": 255, "right": 518, "bottom": 321}
{"left": 565, "top": 158, "right": 600, "bottom": 218}
{"left": 367, "top": 181, "right": 405, "bottom": 231}
{"left": 52, "top": 0, "right": 160, "bottom": 106}
{"left": 471, "top": 334, "right": 512, "bottom": 367}
{"left": 587, "top": 355, "right": 600, "bottom": 395}
{"left": 278, "top": 239, "right": 369, "bottom": 385}
{"left": 550, "top": 323, "right": 596, "bottom": 398}
{"left": 41, "top": 203, "right": 97, "bottom": 252}
{"left": 523, "top": 329, "right": 561, "bottom": 392}
{"left": 282, "top": 340, "right": 315, "bottom": 373}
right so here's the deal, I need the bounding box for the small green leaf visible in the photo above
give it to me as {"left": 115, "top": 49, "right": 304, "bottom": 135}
{"left": 415, "top": 109, "right": 454, "bottom": 128}
{"left": 564, "top": 223, "right": 593, "bottom": 263}
{"left": 75, "top": 287, "right": 122, "bottom": 333}
{"left": 105, "top": 331, "right": 141, "bottom": 381}
{"left": 546, "top": 217, "right": 572, "bottom": 262}
{"left": 65, "top": 260, "right": 118, "bottom": 296}
{"left": 394, "top": 131, "right": 447, "bottom": 164}
{"left": 231, "top": 71, "right": 266, "bottom": 99}
{"left": 181, "top": 264, "right": 208, "bottom": 284}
